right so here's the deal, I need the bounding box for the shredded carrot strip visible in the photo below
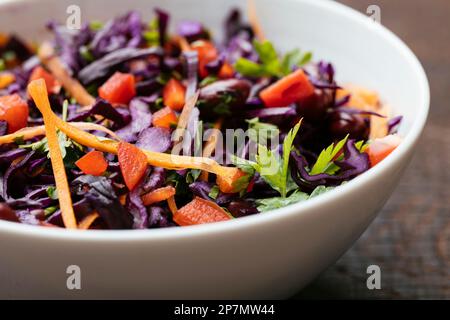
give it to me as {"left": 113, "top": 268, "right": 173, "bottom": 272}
{"left": 0, "top": 122, "right": 120, "bottom": 145}
{"left": 78, "top": 212, "right": 100, "bottom": 230}
{"left": 0, "top": 72, "right": 15, "bottom": 89}
{"left": 172, "top": 35, "right": 191, "bottom": 52}
{"left": 69, "top": 122, "right": 121, "bottom": 141}
{"left": 28, "top": 79, "right": 77, "bottom": 229}
{"left": 141, "top": 186, "right": 176, "bottom": 206}
{"left": 200, "top": 119, "right": 223, "bottom": 181}
{"left": 0, "top": 33, "right": 9, "bottom": 47}
{"left": 31, "top": 92, "right": 239, "bottom": 178}
{"left": 173, "top": 91, "right": 200, "bottom": 144}
{"left": 119, "top": 194, "right": 127, "bottom": 205}
{"left": 167, "top": 196, "right": 178, "bottom": 215}
{"left": 38, "top": 42, "right": 95, "bottom": 106}
{"left": 247, "top": 0, "right": 265, "bottom": 41}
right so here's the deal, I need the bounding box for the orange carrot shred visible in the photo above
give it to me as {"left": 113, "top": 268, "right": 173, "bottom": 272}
{"left": 78, "top": 212, "right": 100, "bottom": 230}
{"left": 38, "top": 42, "right": 95, "bottom": 106}
{"left": 141, "top": 186, "right": 176, "bottom": 206}
{"left": 247, "top": 0, "right": 265, "bottom": 41}
{"left": 172, "top": 35, "right": 191, "bottom": 52}
{"left": 0, "top": 72, "right": 15, "bottom": 89}
{"left": 0, "top": 122, "right": 119, "bottom": 145}
{"left": 172, "top": 91, "right": 200, "bottom": 144}
{"left": 27, "top": 79, "right": 77, "bottom": 229}
{"left": 200, "top": 119, "right": 223, "bottom": 181}
{"left": 167, "top": 196, "right": 178, "bottom": 215}
{"left": 25, "top": 93, "right": 241, "bottom": 179}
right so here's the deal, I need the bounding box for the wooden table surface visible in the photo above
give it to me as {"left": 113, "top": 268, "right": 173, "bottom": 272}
{"left": 295, "top": 0, "right": 450, "bottom": 299}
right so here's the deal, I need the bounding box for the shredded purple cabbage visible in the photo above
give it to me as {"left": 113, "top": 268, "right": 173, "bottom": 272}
{"left": 115, "top": 98, "right": 152, "bottom": 142}
{"left": 136, "top": 127, "right": 172, "bottom": 153}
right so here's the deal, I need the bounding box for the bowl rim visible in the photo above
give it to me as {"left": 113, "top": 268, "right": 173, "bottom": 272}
{"left": 0, "top": 0, "right": 430, "bottom": 242}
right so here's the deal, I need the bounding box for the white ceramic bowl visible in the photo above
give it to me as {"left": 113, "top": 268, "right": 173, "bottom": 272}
{"left": 0, "top": 0, "right": 429, "bottom": 299}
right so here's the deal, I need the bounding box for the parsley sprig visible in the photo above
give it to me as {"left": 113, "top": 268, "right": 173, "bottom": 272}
{"left": 20, "top": 100, "right": 84, "bottom": 166}
{"left": 234, "top": 40, "right": 312, "bottom": 78}
{"left": 309, "top": 135, "right": 349, "bottom": 175}
{"left": 256, "top": 185, "right": 334, "bottom": 212}
{"left": 232, "top": 120, "right": 302, "bottom": 198}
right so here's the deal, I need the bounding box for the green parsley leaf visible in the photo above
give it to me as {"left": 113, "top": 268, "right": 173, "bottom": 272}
{"left": 253, "top": 40, "right": 278, "bottom": 65}
{"left": 280, "top": 49, "right": 313, "bottom": 75}
{"left": 2, "top": 51, "right": 16, "bottom": 63}
{"left": 166, "top": 171, "right": 190, "bottom": 197}
{"left": 186, "top": 169, "right": 201, "bottom": 184}
{"left": 254, "top": 143, "right": 284, "bottom": 194}
{"left": 44, "top": 206, "right": 58, "bottom": 216}
{"left": 46, "top": 186, "right": 58, "bottom": 200}
{"left": 208, "top": 185, "right": 220, "bottom": 200}
{"left": 13, "top": 135, "right": 25, "bottom": 145}
{"left": 89, "top": 20, "right": 103, "bottom": 31}
{"left": 282, "top": 120, "right": 301, "bottom": 190}
{"left": 234, "top": 58, "right": 266, "bottom": 77}
{"left": 0, "top": 59, "right": 5, "bottom": 71}
{"left": 256, "top": 185, "right": 335, "bottom": 212}
{"left": 235, "top": 40, "right": 313, "bottom": 78}
{"left": 144, "top": 18, "right": 160, "bottom": 46}
{"left": 79, "top": 46, "right": 94, "bottom": 62}
{"left": 355, "top": 140, "right": 369, "bottom": 152}
{"left": 252, "top": 120, "right": 302, "bottom": 197}
{"left": 298, "top": 51, "right": 313, "bottom": 66}
{"left": 280, "top": 49, "right": 302, "bottom": 75}
{"left": 310, "top": 135, "right": 349, "bottom": 175}
{"left": 212, "top": 103, "right": 231, "bottom": 115}
{"left": 199, "top": 75, "right": 218, "bottom": 87}
{"left": 256, "top": 190, "right": 309, "bottom": 212}
{"left": 229, "top": 154, "right": 256, "bottom": 174}
{"left": 309, "top": 185, "right": 334, "bottom": 198}
{"left": 246, "top": 117, "right": 279, "bottom": 143}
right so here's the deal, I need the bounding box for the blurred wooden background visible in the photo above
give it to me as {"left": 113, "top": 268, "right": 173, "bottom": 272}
{"left": 295, "top": 0, "right": 450, "bottom": 299}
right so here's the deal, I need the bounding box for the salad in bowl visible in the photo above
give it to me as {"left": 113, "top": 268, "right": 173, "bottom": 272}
{"left": 0, "top": 6, "right": 403, "bottom": 231}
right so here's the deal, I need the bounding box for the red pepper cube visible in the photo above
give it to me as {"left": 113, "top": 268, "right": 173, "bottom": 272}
{"left": 98, "top": 72, "right": 136, "bottom": 105}
{"left": 0, "top": 94, "right": 29, "bottom": 133}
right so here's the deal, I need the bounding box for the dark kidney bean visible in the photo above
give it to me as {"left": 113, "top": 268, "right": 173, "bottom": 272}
{"left": 297, "top": 89, "right": 333, "bottom": 123}
{"left": 0, "top": 203, "right": 19, "bottom": 223}
{"left": 328, "top": 110, "right": 369, "bottom": 140}
{"left": 227, "top": 200, "right": 259, "bottom": 218}
{"left": 199, "top": 79, "right": 252, "bottom": 110}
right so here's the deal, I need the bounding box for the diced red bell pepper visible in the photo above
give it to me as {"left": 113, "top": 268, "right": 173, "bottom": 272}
{"left": 75, "top": 150, "right": 108, "bottom": 176}
{"left": 216, "top": 168, "right": 248, "bottom": 194}
{"left": 0, "top": 94, "right": 29, "bottom": 133}
{"left": 173, "top": 197, "right": 231, "bottom": 226}
{"left": 152, "top": 107, "right": 178, "bottom": 128}
{"left": 366, "top": 135, "right": 402, "bottom": 167}
{"left": 191, "top": 40, "right": 219, "bottom": 78}
{"left": 98, "top": 72, "right": 136, "bottom": 105}
{"left": 260, "top": 69, "right": 315, "bottom": 107}
{"left": 29, "top": 66, "right": 60, "bottom": 94}
{"left": 117, "top": 142, "right": 148, "bottom": 190}
{"left": 218, "top": 61, "right": 234, "bottom": 79}
{"left": 163, "top": 78, "right": 186, "bottom": 111}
